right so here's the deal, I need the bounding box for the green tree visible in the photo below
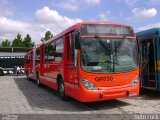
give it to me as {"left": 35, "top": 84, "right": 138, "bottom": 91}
{"left": 23, "top": 34, "right": 32, "bottom": 48}
{"left": 1, "top": 39, "right": 11, "bottom": 47}
{"left": 41, "top": 31, "right": 53, "bottom": 42}
{"left": 12, "top": 33, "right": 23, "bottom": 47}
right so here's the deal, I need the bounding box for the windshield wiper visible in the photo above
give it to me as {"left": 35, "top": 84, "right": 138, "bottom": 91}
{"left": 95, "top": 36, "right": 121, "bottom": 72}
{"left": 98, "top": 59, "right": 119, "bottom": 65}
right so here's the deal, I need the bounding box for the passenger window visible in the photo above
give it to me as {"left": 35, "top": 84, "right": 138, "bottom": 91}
{"left": 55, "top": 37, "right": 64, "bottom": 61}
{"left": 43, "top": 37, "right": 64, "bottom": 62}
{"left": 68, "top": 33, "right": 74, "bottom": 61}
{"left": 48, "top": 42, "right": 56, "bottom": 61}
{"left": 44, "top": 46, "right": 48, "bottom": 61}
{"left": 36, "top": 49, "right": 40, "bottom": 63}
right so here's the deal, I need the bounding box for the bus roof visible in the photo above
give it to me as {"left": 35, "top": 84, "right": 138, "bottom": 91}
{"left": 136, "top": 28, "right": 160, "bottom": 36}
{"left": 24, "top": 22, "right": 135, "bottom": 55}
{"left": 43, "top": 22, "right": 134, "bottom": 45}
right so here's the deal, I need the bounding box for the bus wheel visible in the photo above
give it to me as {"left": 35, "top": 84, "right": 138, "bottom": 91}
{"left": 58, "top": 78, "right": 68, "bottom": 100}
{"left": 26, "top": 72, "right": 30, "bottom": 81}
{"left": 37, "top": 74, "right": 42, "bottom": 87}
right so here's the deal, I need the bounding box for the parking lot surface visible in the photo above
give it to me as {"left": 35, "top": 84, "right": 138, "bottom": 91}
{"left": 0, "top": 76, "right": 160, "bottom": 115}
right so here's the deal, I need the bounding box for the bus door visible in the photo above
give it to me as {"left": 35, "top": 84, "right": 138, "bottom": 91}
{"left": 140, "top": 38, "right": 157, "bottom": 89}
{"left": 43, "top": 45, "right": 49, "bottom": 78}
{"left": 48, "top": 38, "right": 63, "bottom": 90}
{"left": 33, "top": 48, "right": 36, "bottom": 80}
{"left": 65, "top": 33, "right": 78, "bottom": 98}
{"left": 40, "top": 45, "right": 52, "bottom": 86}
{"left": 30, "top": 51, "right": 33, "bottom": 78}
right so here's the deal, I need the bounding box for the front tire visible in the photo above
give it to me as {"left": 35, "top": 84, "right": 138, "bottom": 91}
{"left": 58, "top": 78, "right": 68, "bottom": 100}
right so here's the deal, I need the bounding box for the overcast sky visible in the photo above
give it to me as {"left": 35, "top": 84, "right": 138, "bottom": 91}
{"left": 0, "top": 0, "right": 160, "bottom": 44}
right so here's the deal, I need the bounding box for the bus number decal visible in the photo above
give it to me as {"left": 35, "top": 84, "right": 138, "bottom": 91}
{"left": 95, "top": 76, "right": 114, "bottom": 82}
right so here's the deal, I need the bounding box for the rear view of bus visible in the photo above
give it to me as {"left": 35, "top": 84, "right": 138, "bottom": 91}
{"left": 73, "top": 23, "right": 140, "bottom": 102}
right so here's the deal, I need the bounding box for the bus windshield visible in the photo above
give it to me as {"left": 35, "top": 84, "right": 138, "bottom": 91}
{"left": 80, "top": 38, "right": 138, "bottom": 73}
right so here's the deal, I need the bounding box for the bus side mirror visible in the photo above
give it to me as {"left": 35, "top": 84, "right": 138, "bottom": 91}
{"left": 74, "top": 32, "right": 80, "bottom": 49}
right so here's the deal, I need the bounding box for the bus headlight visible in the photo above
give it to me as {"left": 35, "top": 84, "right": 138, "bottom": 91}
{"left": 130, "top": 76, "right": 139, "bottom": 87}
{"left": 80, "top": 78, "right": 98, "bottom": 90}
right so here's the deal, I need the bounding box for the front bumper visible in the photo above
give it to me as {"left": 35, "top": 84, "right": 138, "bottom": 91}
{"left": 78, "top": 83, "right": 140, "bottom": 102}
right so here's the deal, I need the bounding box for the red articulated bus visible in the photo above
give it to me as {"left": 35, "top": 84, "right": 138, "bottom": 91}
{"left": 24, "top": 22, "right": 140, "bottom": 102}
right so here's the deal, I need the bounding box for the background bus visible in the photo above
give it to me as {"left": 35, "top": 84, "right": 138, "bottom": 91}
{"left": 24, "top": 22, "right": 140, "bottom": 102}
{"left": 137, "top": 28, "right": 160, "bottom": 91}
